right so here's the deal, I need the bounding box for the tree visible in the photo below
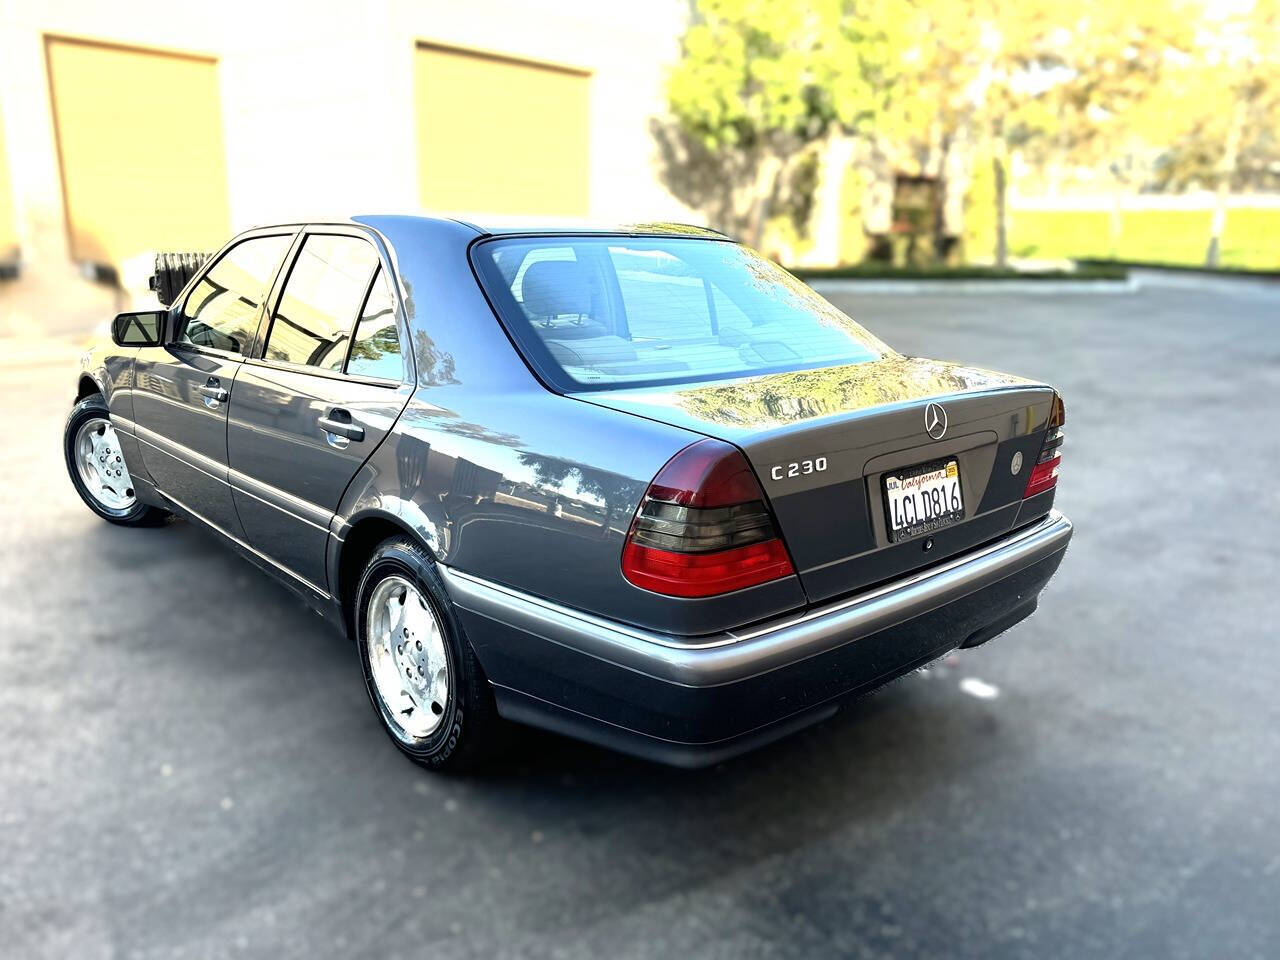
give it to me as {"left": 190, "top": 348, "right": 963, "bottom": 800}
{"left": 883, "top": 0, "right": 1190, "bottom": 265}
{"left": 661, "top": 0, "right": 897, "bottom": 250}
{"left": 661, "top": 0, "right": 1209, "bottom": 267}
{"left": 1182, "top": 0, "right": 1279, "bottom": 265}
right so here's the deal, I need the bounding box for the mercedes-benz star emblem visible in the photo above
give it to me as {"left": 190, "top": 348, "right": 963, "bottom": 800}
{"left": 924, "top": 402, "right": 948, "bottom": 440}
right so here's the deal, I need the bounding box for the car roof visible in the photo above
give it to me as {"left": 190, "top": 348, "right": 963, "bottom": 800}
{"left": 244, "top": 214, "right": 730, "bottom": 241}
{"left": 450, "top": 217, "right": 729, "bottom": 240}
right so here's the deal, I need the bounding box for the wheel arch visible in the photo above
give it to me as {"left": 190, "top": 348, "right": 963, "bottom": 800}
{"left": 76, "top": 374, "right": 102, "bottom": 402}
{"left": 334, "top": 510, "right": 438, "bottom": 637}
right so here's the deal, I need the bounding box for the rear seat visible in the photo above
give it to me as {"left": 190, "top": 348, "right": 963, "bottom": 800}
{"left": 520, "top": 261, "right": 608, "bottom": 340}
{"left": 520, "top": 259, "right": 695, "bottom": 377}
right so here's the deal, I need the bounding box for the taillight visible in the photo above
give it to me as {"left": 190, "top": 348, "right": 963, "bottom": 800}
{"left": 622, "top": 439, "right": 794, "bottom": 597}
{"left": 1024, "top": 394, "right": 1065, "bottom": 498}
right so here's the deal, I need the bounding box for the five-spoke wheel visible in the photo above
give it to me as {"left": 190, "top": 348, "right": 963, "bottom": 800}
{"left": 73, "top": 416, "right": 136, "bottom": 511}
{"left": 63, "top": 394, "right": 167, "bottom": 526}
{"left": 356, "top": 537, "right": 498, "bottom": 769}
{"left": 366, "top": 575, "right": 451, "bottom": 742}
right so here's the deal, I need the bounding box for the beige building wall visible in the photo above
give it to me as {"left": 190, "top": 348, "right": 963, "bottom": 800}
{"left": 0, "top": 0, "right": 694, "bottom": 280}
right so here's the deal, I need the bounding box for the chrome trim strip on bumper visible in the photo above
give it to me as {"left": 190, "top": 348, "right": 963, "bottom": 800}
{"left": 441, "top": 510, "right": 1073, "bottom": 688}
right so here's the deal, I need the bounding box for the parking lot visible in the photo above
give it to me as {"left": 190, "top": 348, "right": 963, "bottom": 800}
{"left": 2, "top": 277, "right": 1278, "bottom": 959}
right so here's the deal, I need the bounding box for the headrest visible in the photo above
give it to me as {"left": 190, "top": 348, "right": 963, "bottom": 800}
{"left": 521, "top": 260, "right": 590, "bottom": 318}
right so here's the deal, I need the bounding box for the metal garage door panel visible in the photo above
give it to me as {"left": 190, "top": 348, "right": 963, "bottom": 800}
{"left": 45, "top": 37, "right": 230, "bottom": 267}
{"left": 415, "top": 44, "right": 590, "bottom": 218}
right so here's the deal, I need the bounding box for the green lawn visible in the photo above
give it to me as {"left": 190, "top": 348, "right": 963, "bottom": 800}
{"left": 1010, "top": 207, "right": 1280, "bottom": 270}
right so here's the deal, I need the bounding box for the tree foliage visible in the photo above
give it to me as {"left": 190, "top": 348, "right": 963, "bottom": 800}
{"left": 1148, "top": 1, "right": 1280, "bottom": 192}
{"left": 661, "top": 0, "right": 900, "bottom": 244}
{"left": 661, "top": 0, "right": 1279, "bottom": 266}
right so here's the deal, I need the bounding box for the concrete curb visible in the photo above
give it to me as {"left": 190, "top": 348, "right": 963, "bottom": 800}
{"left": 1128, "top": 268, "right": 1280, "bottom": 297}
{"left": 809, "top": 277, "right": 1141, "bottom": 295}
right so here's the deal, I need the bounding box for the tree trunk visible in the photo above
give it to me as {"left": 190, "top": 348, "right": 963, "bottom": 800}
{"left": 992, "top": 134, "right": 1009, "bottom": 268}
{"left": 1206, "top": 98, "right": 1246, "bottom": 268}
{"left": 801, "top": 133, "right": 857, "bottom": 267}
{"left": 1109, "top": 186, "right": 1124, "bottom": 260}
{"left": 748, "top": 152, "right": 784, "bottom": 249}
{"left": 861, "top": 138, "right": 894, "bottom": 237}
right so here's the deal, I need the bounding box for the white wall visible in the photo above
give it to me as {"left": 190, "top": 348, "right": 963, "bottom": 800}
{"left": 0, "top": 0, "right": 693, "bottom": 270}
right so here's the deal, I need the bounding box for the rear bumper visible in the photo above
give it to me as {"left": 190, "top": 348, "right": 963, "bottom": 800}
{"left": 443, "top": 510, "right": 1073, "bottom": 766}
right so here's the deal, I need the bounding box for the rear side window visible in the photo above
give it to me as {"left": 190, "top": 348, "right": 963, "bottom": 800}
{"left": 345, "top": 267, "right": 403, "bottom": 380}
{"left": 179, "top": 234, "right": 292, "bottom": 354}
{"left": 264, "top": 234, "right": 381, "bottom": 371}
{"left": 472, "top": 237, "right": 888, "bottom": 390}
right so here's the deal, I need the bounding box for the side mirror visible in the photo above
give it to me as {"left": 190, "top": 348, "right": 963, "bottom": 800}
{"left": 111, "top": 310, "right": 166, "bottom": 347}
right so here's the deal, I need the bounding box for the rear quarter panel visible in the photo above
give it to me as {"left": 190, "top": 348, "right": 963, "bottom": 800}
{"left": 330, "top": 217, "right": 806, "bottom": 635}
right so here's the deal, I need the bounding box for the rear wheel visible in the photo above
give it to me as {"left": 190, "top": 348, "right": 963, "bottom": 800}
{"left": 63, "top": 394, "right": 167, "bottom": 526}
{"left": 355, "top": 537, "right": 499, "bottom": 770}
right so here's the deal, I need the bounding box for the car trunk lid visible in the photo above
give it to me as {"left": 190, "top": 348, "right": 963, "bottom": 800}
{"left": 574, "top": 356, "right": 1058, "bottom": 604}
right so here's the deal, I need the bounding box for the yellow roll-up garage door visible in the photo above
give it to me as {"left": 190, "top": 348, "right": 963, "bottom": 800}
{"left": 45, "top": 36, "right": 230, "bottom": 267}
{"left": 415, "top": 43, "right": 590, "bottom": 217}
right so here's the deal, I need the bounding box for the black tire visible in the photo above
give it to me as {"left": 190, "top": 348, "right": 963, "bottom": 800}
{"left": 354, "top": 537, "right": 499, "bottom": 771}
{"left": 63, "top": 394, "right": 168, "bottom": 527}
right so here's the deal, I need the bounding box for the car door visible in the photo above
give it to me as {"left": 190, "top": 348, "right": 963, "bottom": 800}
{"left": 132, "top": 231, "right": 296, "bottom": 537}
{"left": 226, "top": 228, "right": 414, "bottom": 593}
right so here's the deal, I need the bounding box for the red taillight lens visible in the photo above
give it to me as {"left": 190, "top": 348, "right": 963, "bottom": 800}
{"left": 622, "top": 439, "right": 794, "bottom": 597}
{"left": 1024, "top": 453, "right": 1061, "bottom": 498}
{"left": 1024, "top": 394, "right": 1065, "bottom": 498}
{"left": 622, "top": 539, "right": 794, "bottom": 598}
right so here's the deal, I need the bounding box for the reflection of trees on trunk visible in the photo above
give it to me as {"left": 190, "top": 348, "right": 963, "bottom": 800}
{"left": 675, "top": 357, "right": 1015, "bottom": 427}
{"left": 517, "top": 452, "right": 644, "bottom": 538}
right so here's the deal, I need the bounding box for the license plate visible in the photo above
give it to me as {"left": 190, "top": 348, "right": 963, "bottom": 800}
{"left": 883, "top": 458, "right": 964, "bottom": 542}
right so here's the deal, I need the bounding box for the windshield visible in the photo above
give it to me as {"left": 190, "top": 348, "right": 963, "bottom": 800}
{"left": 471, "top": 236, "right": 890, "bottom": 391}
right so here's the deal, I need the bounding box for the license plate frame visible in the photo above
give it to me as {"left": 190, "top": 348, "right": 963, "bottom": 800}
{"left": 883, "top": 457, "right": 965, "bottom": 543}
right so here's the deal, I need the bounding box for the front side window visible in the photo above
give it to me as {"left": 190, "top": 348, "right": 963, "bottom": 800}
{"left": 345, "top": 267, "right": 403, "bottom": 380}
{"left": 471, "top": 237, "right": 889, "bottom": 390}
{"left": 263, "top": 234, "right": 381, "bottom": 370}
{"left": 179, "top": 234, "right": 292, "bottom": 354}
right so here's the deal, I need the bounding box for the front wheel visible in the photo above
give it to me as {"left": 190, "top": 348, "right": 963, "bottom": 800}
{"left": 63, "top": 395, "right": 167, "bottom": 526}
{"left": 355, "top": 537, "right": 499, "bottom": 771}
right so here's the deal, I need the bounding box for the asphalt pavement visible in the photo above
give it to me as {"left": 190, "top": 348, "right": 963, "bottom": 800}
{"left": 2, "top": 277, "right": 1278, "bottom": 959}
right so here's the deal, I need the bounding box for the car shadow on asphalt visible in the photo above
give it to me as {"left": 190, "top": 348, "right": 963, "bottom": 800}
{"left": 126, "top": 517, "right": 1022, "bottom": 882}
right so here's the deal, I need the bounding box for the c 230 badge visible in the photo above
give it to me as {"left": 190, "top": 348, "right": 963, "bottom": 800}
{"left": 769, "top": 457, "right": 829, "bottom": 481}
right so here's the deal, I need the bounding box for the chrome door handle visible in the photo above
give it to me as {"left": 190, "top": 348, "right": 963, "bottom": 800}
{"left": 318, "top": 414, "right": 364, "bottom": 442}
{"left": 199, "top": 381, "right": 229, "bottom": 407}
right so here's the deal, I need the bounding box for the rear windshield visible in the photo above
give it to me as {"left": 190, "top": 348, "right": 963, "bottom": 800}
{"left": 471, "top": 236, "right": 889, "bottom": 391}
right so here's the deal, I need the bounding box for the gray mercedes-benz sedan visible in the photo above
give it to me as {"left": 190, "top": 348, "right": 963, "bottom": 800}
{"left": 65, "top": 216, "right": 1072, "bottom": 769}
